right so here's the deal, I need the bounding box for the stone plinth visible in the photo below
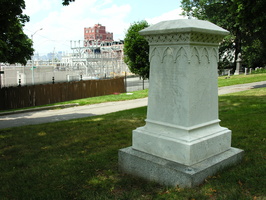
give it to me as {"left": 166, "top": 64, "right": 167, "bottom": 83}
{"left": 118, "top": 19, "right": 243, "bottom": 187}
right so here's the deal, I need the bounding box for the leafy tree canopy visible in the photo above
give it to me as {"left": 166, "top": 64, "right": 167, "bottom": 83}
{"left": 0, "top": 0, "right": 34, "bottom": 65}
{"left": 62, "top": 0, "right": 75, "bottom": 6}
{"left": 181, "top": 0, "right": 266, "bottom": 69}
{"left": 124, "top": 21, "right": 150, "bottom": 79}
{"left": 0, "top": 0, "right": 75, "bottom": 65}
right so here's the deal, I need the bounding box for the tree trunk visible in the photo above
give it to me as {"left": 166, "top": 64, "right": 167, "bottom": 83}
{"left": 234, "top": 28, "right": 242, "bottom": 72}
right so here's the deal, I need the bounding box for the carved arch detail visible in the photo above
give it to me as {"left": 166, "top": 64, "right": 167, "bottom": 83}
{"left": 201, "top": 47, "right": 210, "bottom": 63}
{"left": 162, "top": 47, "right": 174, "bottom": 63}
{"left": 150, "top": 46, "right": 193, "bottom": 64}
{"left": 191, "top": 47, "right": 201, "bottom": 64}
{"left": 149, "top": 47, "right": 162, "bottom": 63}
{"left": 212, "top": 48, "right": 218, "bottom": 63}
{"left": 174, "top": 47, "right": 189, "bottom": 63}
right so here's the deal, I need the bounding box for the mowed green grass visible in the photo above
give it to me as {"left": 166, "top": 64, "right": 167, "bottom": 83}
{"left": 0, "top": 87, "right": 265, "bottom": 199}
{"left": 218, "top": 73, "right": 266, "bottom": 87}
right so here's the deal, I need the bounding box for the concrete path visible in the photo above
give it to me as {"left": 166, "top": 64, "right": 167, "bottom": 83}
{"left": 0, "top": 81, "right": 266, "bottom": 129}
{"left": 218, "top": 81, "right": 266, "bottom": 95}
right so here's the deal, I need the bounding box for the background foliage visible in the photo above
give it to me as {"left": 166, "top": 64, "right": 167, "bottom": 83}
{"left": 123, "top": 21, "right": 150, "bottom": 79}
{"left": 181, "top": 0, "right": 266, "bottom": 70}
{"left": 0, "top": 0, "right": 33, "bottom": 65}
{"left": 0, "top": 0, "right": 74, "bottom": 65}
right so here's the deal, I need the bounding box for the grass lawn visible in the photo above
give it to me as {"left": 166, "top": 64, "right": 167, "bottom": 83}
{"left": 218, "top": 73, "right": 266, "bottom": 87}
{"left": 62, "top": 88, "right": 149, "bottom": 106}
{"left": 0, "top": 87, "right": 265, "bottom": 199}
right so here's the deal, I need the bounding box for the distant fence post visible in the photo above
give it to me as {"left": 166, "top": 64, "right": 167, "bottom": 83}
{"left": 0, "top": 70, "right": 4, "bottom": 88}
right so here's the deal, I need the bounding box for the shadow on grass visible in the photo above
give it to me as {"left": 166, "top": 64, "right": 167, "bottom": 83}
{"left": 253, "top": 82, "right": 266, "bottom": 89}
{"left": 0, "top": 90, "right": 266, "bottom": 199}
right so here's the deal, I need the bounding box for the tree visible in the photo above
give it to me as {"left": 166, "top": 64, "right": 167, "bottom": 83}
{"left": 123, "top": 21, "right": 150, "bottom": 79}
{"left": 0, "top": 0, "right": 75, "bottom": 65}
{"left": 234, "top": 0, "right": 266, "bottom": 68}
{"left": 62, "top": 0, "right": 75, "bottom": 6}
{"left": 181, "top": 0, "right": 266, "bottom": 69}
{"left": 0, "top": 0, "right": 34, "bottom": 65}
{"left": 181, "top": 0, "right": 241, "bottom": 70}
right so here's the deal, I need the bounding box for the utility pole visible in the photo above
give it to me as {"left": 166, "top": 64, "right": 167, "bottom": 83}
{"left": 31, "top": 28, "right": 43, "bottom": 85}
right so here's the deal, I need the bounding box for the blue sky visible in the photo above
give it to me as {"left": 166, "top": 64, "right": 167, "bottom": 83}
{"left": 23, "top": 0, "right": 186, "bottom": 55}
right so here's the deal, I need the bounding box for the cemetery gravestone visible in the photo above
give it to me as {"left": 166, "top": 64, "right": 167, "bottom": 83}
{"left": 118, "top": 19, "right": 244, "bottom": 187}
{"left": 234, "top": 53, "right": 242, "bottom": 75}
{"left": 245, "top": 68, "right": 248, "bottom": 75}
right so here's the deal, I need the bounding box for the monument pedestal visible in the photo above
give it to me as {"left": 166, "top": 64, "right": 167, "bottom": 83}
{"left": 132, "top": 120, "right": 232, "bottom": 166}
{"left": 118, "top": 19, "right": 243, "bottom": 187}
{"left": 119, "top": 147, "right": 243, "bottom": 187}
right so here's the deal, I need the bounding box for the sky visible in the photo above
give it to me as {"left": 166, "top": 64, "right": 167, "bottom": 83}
{"left": 23, "top": 0, "right": 187, "bottom": 55}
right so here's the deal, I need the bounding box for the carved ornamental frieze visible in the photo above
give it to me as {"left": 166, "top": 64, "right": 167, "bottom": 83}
{"left": 145, "top": 32, "right": 224, "bottom": 45}
{"left": 145, "top": 32, "right": 221, "bottom": 65}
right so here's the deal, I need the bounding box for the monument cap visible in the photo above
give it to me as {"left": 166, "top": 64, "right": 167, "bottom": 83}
{"left": 139, "top": 19, "right": 229, "bottom": 36}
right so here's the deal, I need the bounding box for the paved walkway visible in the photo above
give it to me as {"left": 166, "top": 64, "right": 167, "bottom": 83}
{"left": 0, "top": 81, "right": 266, "bottom": 129}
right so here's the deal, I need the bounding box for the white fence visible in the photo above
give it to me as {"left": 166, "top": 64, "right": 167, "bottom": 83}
{"left": 0, "top": 62, "right": 131, "bottom": 88}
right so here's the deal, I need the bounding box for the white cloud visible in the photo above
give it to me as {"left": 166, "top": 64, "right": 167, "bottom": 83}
{"left": 24, "top": 0, "right": 56, "bottom": 16}
{"left": 24, "top": 0, "right": 131, "bottom": 54}
{"left": 95, "top": 4, "right": 131, "bottom": 39}
{"left": 23, "top": 0, "right": 185, "bottom": 54}
{"left": 146, "top": 7, "right": 187, "bottom": 25}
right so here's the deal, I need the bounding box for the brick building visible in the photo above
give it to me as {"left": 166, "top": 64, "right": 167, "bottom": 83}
{"left": 84, "top": 24, "right": 113, "bottom": 44}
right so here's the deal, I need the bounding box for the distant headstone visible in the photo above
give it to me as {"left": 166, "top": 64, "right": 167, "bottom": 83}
{"left": 234, "top": 53, "right": 242, "bottom": 75}
{"left": 119, "top": 19, "right": 244, "bottom": 187}
{"left": 245, "top": 68, "right": 248, "bottom": 75}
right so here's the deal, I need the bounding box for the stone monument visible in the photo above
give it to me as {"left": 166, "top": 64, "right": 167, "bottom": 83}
{"left": 234, "top": 53, "right": 242, "bottom": 75}
{"left": 118, "top": 19, "right": 244, "bottom": 187}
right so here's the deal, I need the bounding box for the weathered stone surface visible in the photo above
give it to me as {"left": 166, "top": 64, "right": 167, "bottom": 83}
{"left": 119, "top": 147, "right": 243, "bottom": 187}
{"left": 139, "top": 19, "right": 229, "bottom": 36}
{"left": 119, "top": 19, "right": 243, "bottom": 187}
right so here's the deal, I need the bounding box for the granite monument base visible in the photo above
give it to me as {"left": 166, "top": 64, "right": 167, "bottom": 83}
{"left": 118, "top": 147, "right": 244, "bottom": 188}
